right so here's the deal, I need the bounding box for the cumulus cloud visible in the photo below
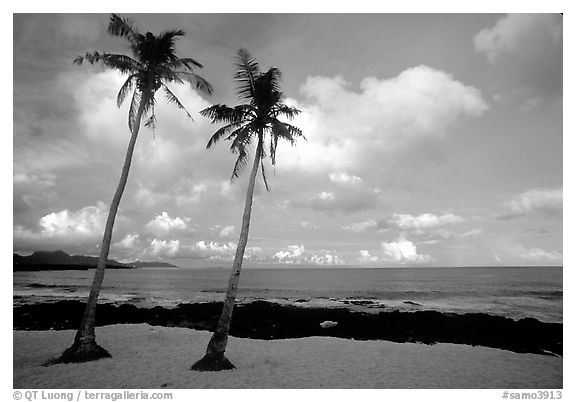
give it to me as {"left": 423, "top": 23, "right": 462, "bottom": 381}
{"left": 380, "top": 237, "right": 431, "bottom": 264}
{"left": 277, "top": 66, "right": 488, "bottom": 174}
{"left": 13, "top": 202, "right": 110, "bottom": 252}
{"left": 145, "top": 211, "right": 188, "bottom": 236}
{"left": 474, "top": 14, "right": 562, "bottom": 64}
{"left": 146, "top": 238, "right": 180, "bottom": 258}
{"left": 359, "top": 249, "right": 379, "bottom": 264}
{"left": 273, "top": 244, "right": 344, "bottom": 265}
{"left": 502, "top": 188, "right": 562, "bottom": 218}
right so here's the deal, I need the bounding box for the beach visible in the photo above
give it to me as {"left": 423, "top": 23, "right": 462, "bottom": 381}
{"left": 14, "top": 324, "right": 562, "bottom": 389}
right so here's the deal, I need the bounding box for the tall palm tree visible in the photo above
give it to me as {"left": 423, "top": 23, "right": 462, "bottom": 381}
{"left": 54, "top": 14, "right": 212, "bottom": 364}
{"left": 191, "top": 48, "right": 303, "bottom": 371}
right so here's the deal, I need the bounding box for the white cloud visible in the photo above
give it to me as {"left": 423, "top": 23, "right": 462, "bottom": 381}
{"left": 381, "top": 237, "right": 430, "bottom": 263}
{"left": 274, "top": 244, "right": 305, "bottom": 262}
{"left": 388, "top": 213, "right": 465, "bottom": 230}
{"left": 115, "top": 234, "right": 140, "bottom": 249}
{"left": 147, "top": 238, "right": 180, "bottom": 258}
{"left": 277, "top": 66, "right": 488, "bottom": 174}
{"left": 518, "top": 247, "right": 562, "bottom": 263}
{"left": 342, "top": 219, "right": 378, "bottom": 233}
{"left": 505, "top": 188, "right": 562, "bottom": 217}
{"left": 13, "top": 172, "right": 56, "bottom": 187}
{"left": 359, "top": 249, "right": 379, "bottom": 263}
{"left": 272, "top": 245, "right": 344, "bottom": 265}
{"left": 175, "top": 184, "right": 207, "bottom": 206}
{"left": 145, "top": 212, "right": 188, "bottom": 236}
{"left": 39, "top": 202, "right": 107, "bottom": 236}
{"left": 300, "top": 221, "right": 318, "bottom": 229}
{"left": 328, "top": 172, "right": 363, "bottom": 185}
{"left": 13, "top": 202, "right": 110, "bottom": 252}
{"left": 309, "top": 253, "right": 344, "bottom": 265}
{"left": 474, "top": 14, "right": 562, "bottom": 64}
{"left": 219, "top": 225, "right": 236, "bottom": 238}
{"left": 459, "top": 229, "right": 483, "bottom": 238}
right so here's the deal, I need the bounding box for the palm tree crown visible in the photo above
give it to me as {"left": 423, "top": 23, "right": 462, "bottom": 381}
{"left": 74, "top": 13, "right": 213, "bottom": 133}
{"left": 200, "top": 48, "right": 303, "bottom": 189}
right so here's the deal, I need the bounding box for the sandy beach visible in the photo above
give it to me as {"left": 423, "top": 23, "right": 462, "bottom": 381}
{"left": 14, "top": 324, "right": 562, "bottom": 389}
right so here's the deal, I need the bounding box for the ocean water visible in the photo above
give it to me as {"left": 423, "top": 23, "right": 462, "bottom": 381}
{"left": 13, "top": 266, "right": 563, "bottom": 323}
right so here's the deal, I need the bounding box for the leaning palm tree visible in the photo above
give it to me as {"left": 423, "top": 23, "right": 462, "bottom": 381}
{"left": 191, "top": 48, "right": 303, "bottom": 371}
{"left": 54, "top": 14, "right": 212, "bottom": 364}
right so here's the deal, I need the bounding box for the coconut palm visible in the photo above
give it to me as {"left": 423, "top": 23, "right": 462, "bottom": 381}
{"left": 54, "top": 14, "right": 212, "bottom": 363}
{"left": 191, "top": 48, "right": 303, "bottom": 371}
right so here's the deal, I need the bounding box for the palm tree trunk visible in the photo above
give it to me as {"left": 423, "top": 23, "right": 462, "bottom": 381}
{"left": 54, "top": 93, "right": 148, "bottom": 364}
{"left": 191, "top": 135, "right": 263, "bottom": 371}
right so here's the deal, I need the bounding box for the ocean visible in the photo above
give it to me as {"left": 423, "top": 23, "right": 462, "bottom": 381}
{"left": 13, "top": 266, "right": 563, "bottom": 323}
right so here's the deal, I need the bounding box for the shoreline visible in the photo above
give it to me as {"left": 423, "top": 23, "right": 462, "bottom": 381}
{"left": 13, "top": 300, "right": 562, "bottom": 356}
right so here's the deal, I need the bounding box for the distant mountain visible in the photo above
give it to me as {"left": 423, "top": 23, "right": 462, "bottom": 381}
{"left": 129, "top": 261, "right": 178, "bottom": 268}
{"left": 13, "top": 250, "right": 133, "bottom": 272}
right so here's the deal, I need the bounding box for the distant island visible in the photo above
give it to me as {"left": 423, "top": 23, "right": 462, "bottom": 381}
{"left": 13, "top": 250, "right": 178, "bottom": 271}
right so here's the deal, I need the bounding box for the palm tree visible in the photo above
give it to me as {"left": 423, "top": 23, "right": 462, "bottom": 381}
{"left": 191, "top": 48, "right": 303, "bottom": 371}
{"left": 54, "top": 14, "right": 212, "bottom": 364}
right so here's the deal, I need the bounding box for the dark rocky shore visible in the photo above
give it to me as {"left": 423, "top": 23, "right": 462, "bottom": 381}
{"left": 13, "top": 300, "right": 562, "bottom": 357}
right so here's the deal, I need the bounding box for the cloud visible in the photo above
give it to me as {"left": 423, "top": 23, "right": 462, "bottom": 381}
{"left": 273, "top": 244, "right": 344, "bottom": 265}
{"left": 501, "top": 241, "right": 563, "bottom": 264}
{"left": 328, "top": 172, "right": 363, "bottom": 185}
{"left": 518, "top": 247, "right": 562, "bottom": 263}
{"left": 114, "top": 234, "right": 140, "bottom": 250}
{"left": 218, "top": 225, "right": 236, "bottom": 238}
{"left": 459, "top": 229, "right": 483, "bottom": 238}
{"left": 502, "top": 188, "right": 562, "bottom": 218}
{"left": 13, "top": 172, "right": 56, "bottom": 187}
{"left": 300, "top": 221, "right": 318, "bottom": 229}
{"left": 13, "top": 202, "right": 110, "bottom": 252}
{"left": 342, "top": 219, "right": 378, "bottom": 233}
{"left": 387, "top": 213, "right": 465, "bottom": 230}
{"left": 146, "top": 238, "right": 180, "bottom": 258}
{"left": 274, "top": 244, "right": 305, "bottom": 262}
{"left": 145, "top": 211, "right": 188, "bottom": 236}
{"left": 359, "top": 249, "right": 379, "bottom": 264}
{"left": 474, "top": 14, "right": 562, "bottom": 64}
{"left": 380, "top": 237, "right": 431, "bottom": 264}
{"left": 276, "top": 66, "right": 488, "bottom": 174}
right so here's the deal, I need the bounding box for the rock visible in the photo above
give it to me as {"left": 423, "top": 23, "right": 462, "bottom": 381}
{"left": 320, "top": 320, "right": 338, "bottom": 329}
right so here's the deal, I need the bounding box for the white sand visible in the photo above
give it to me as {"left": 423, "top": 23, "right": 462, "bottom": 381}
{"left": 14, "top": 324, "right": 562, "bottom": 389}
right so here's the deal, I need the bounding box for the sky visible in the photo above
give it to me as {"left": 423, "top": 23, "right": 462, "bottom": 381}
{"left": 12, "top": 13, "right": 563, "bottom": 268}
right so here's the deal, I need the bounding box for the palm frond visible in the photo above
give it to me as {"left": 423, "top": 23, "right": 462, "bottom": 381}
{"left": 144, "top": 114, "right": 157, "bottom": 132}
{"left": 273, "top": 104, "right": 301, "bottom": 120}
{"left": 75, "top": 51, "right": 143, "bottom": 74}
{"left": 117, "top": 74, "right": 138, "bottom": 107}
{"left": 161, "top": 84, "right": 192, "bottom": 120}
{"left": 174, "top": 71, "right": 214, "bottom": 95}
{"left": 108, "top": 14, "right": 138, "bottom": 38}
{"left": 172, "top": 57, "right": 204, "bottom": 70}
{"left": 269, "top": 120, "right": 305, "bottom": 165}
{"left": 206, "top": 122, "right": 245, "bottom": 149}
{"left": 234, "top": 48, "right": 260, "bottom": 102}
{"left": 200, "top": 104, "right": 249, "bottom": 124}
{"left": 128, "top": 89, "right": 142, "bottom": 134}
{"left": 231, "top": 147, "right": 249, "bottom": 180}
